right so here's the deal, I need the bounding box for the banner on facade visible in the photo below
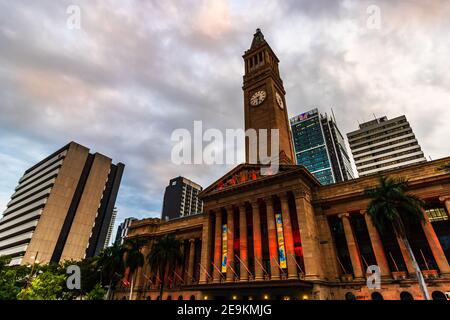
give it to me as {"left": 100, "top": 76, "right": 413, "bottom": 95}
{"left": 221, "top": 224, "right": 228, "bottom": 273}
{"left": 275, "top": 213, "right": 287, "bottom": 268}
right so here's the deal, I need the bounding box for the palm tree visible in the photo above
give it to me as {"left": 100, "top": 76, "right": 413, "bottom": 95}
{"left": 123, "top": 238, "right": 147, "bottom": 300}
{"left": 96, "top": 243, "right": 125, "bottom": 300}
{"left": 365, "top": 176, "right": 431, "bottom": 300}
{"left": 147, "top": 234, "right": 183, "bottom": 300}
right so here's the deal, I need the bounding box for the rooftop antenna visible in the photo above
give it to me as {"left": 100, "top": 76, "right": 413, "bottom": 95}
{"left": 373, "top": 113, "right": 379, "bottom": 124}
{"left": 331, "top": 107, "right": 337, "bottom": 123}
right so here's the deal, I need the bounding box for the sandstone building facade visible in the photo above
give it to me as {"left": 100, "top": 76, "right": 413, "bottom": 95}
{"left": 114, "top": 30, "right": 450, "bottom": 300}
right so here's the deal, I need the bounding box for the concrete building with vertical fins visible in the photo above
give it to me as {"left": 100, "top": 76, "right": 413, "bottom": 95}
{"left": 0, "top": 142, "right": 124, "bottom": 265}
{"left": 347, "top": 115, "right": 427, "bottom": 177}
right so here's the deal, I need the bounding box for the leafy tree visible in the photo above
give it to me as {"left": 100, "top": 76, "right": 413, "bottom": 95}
{"left": 0, "top": 255, "right": 10, "bottom": 273}
{"left": 365, "top": 176, "right": 430, "bottom": 300}
{"left": 96, "top": 243, "right": 125, "bottom": 299}
{"left": 17, "top": 270, "right": 66, "bottom": 300}
{"left": 0, "top": 269, "right": 23, "bottom": 300}
{"left": 0, "top": 257, "right": 29, "bottom": 300}
{"left": 86, "top": 283, "right": 106, "bottom": 300}
{"left": 147, "top": 234, "right": 182, "bottom": 300}
{"left": 60, "top": 258, "right": 102, "bottom": 300}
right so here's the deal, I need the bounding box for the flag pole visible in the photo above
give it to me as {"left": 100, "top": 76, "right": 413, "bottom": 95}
{"left": 234, "top": 254, "right": 253, "bottom": 277}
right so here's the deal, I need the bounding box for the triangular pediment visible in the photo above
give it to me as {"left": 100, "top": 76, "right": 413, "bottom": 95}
{"left": 199, "top": 162, "right": 320, "bottom": 199}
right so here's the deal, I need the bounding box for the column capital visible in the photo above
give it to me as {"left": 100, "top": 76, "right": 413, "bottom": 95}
{"left": 207, "top": 208, "right": 221, "bottom": 215}
{"left": 189, "top": 238, "right": 196, "bottom": 243}
{"left": 278, "top": 192, "right": 289, "bottom": 200}
{"left": 238, "top": 202, "right": 247, "bottom": 210}
{"left": 359, "top": 210, "right": 367, "bottom": 215}
{"left": 292, "top": 188, "right": 308, "bottom": 199}
{"left": 338, "top": 212, "right": 350, "bottom": 219}
{"left": 223, "top": 205, "right": 234, "bottom": 212}
{"left": 439, "top": 195, "right": 450, "bottom": 202}
{"left": 250, "top": 200, "right": 259, "bottom": 209}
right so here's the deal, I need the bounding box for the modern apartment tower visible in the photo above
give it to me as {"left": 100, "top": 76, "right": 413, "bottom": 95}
{"left": 347, "top": 115, "right": 427, "bottom": 177}
{"left": 161, "top": 176, "right": 203, "bottom": 221}
{"left": 104, "top": 207, "right": 118, "bottom": 249}
{"left": 114, "top": 217, "right": 137, "bottom": 245}
{"left": 0, "top": 142, "right": 124, "bottom": 265}
{"left": 290, "top": 108, "right": 354, "bottom": 185}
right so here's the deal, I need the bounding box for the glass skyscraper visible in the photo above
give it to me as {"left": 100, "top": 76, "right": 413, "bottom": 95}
{"left": 290, "top": 109, "right": 354, "bottom": 185}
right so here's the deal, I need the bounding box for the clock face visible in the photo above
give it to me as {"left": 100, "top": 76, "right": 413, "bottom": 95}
{"left": 250, "top": 90, "right": 266, "bottom": 106}
{"left": 276, "top": 92, "right": 284, "bottom": 109}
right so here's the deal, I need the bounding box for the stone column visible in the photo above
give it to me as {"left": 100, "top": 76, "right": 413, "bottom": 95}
{"left": 279, "top": 193, "right": 298, "bottom": 279}
{"left": 239, "top": 204, "right": 249, "bottom": 281}
{"left": 265, "top": 197, "right": 280, "bottom": 280}
{"left": 362, "top": 211, "right": 391, "bottom": 278}
{"left": 187, "top": 239, "right": 196, "bottom": 284}
{"left": 440, "top": 196, "right": 450, "bottom": 214}
{"left": 396, "top": 235, "right": 416, "bottom": 275}
{"left": 199, "top": 211, "right": 213, "bottom": 284}
{"left": 251, "top": 200, "right": 264, "bottom": 281}
{"left": 213, "top": 211, "right": 222, "bottom": 283}
{"left": 338, "top": 213, "right": 364, "bottom": 280}
{"left": 293, "top": 189, "right": 322, "bottom": 280}
{"left": 226, "top": 206, "right": 235, "bottom": 282}
{"left": 175, "top": 242, "right": 184, "bottom": 286}
{"left": 421, "top": 207, "right": 450, "bottom": 277}
{"left": 136, "top": 244, "right": 150, "bottom": 295}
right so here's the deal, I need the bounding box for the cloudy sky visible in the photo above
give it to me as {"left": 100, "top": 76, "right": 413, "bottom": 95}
{"left": 1, "top": 0, "right": 450, "bottom": 238}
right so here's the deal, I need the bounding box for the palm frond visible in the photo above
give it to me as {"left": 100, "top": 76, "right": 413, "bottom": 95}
{"left": 364, "top": 176, "right": 426, "bottom": 238}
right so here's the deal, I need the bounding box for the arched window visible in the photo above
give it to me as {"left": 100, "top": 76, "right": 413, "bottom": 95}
{"left": 190, "top": 295, "right": 196, "bottom": 300}
{"left": 400, "top": 292, "right": 414, "bottom": 300}
{"left": 167, "top": 295, "right": 172, "bottom": 300}
{"left": 146, "top": 296, "right": 151, "bottom": 301}
{"left": 432, "top": 291, "right": 446, "bottom": 300}
{"left": 345, "top": 292, "right": 356, "bottom": 300}
{"left": 178, "top": 295, "right": 183, "bottom": 300}
{"left": 156, "top": 296, "right": 160, "bottom": 300}
{"left": 371, "top": 292, "right": 384, "bottom": 300}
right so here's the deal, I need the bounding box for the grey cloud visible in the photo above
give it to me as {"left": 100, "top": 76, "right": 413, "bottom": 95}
{"left": 1, "top": 0, "right": 450, "bottom": 230}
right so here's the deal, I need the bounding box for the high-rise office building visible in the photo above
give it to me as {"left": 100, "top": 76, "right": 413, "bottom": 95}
{"left": 104, "top": 207, "right": 117, "bottom": 249}
{"left": 161, "top": 176, "right": 203, "bottom": 221}
{"left": 290, "top": 108, "right": 354, "bottom": 185}
{"left": 347, "top": 115, "right": 427, "bottom": 177}
{"left": 114, "top": 217, "right": 137, "bottom": 245}
{"left": 0, "top": 142, "right": 124, "bottom": 265}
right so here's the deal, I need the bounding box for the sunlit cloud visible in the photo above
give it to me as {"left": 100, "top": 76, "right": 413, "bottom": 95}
{"left": 0, "top": 0, "right": 450, "bottom": 235}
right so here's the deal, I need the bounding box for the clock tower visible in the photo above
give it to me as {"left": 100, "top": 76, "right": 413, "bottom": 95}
{"left": 243, "top": 29, "right": 295, "bottom": 164}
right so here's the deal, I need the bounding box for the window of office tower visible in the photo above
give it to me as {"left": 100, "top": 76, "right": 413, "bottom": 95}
{"left": 425, "top": 202, "right": 450, "bottom": 264}
{"left": 292, "top": 117, "right": 323, "bottom": 151}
